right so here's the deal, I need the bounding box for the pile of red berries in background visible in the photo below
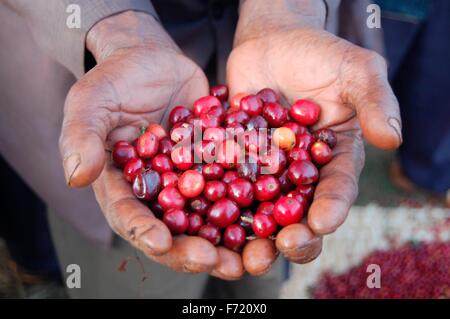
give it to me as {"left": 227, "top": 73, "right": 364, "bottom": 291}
{"left": 112, "top": 85, "right": 337, "bottom": 252}
{"left": 312, "top": 242, "right": 450, "bottom": 299}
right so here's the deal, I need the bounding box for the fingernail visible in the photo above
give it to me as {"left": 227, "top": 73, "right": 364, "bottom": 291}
{"left": 286, "top": 237, "right": 322, "bottom": 264}
{"left": 63, "top": 154, "right": 81, "bottom": 186}
{"left": 388, "top": 117, "right": 403, "bottom": 145}
{"left": 297, "top": 237, "right": 321, "bottom": 252}
{"left": 141, "top": 236, "right": 158, "bottom": 256}
{"left": 140, "top": 225, "right": 170, "bottom": 256}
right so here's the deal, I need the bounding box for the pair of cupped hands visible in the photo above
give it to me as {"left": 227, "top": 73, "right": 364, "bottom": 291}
{"left": 59, "top": 11, "right": 402, "bottom": 280}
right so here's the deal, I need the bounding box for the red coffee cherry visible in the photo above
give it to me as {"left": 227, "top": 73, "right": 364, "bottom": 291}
{"left": 207, "top": 198, "right": 240, "bottom": 228}
{"left": 287, "top": 160, "right": 319, "bottom": 185}
{"left": 163, "top": 209, "right": 189, "bottom": 235}
{"left": 223, "top": 224, "right": 246, "bottom": 251}
{"left": 290, "top": 99, "right": 320, "bottom": 126}
{"left": 273, "top": 196, "right": 305, "bottom": 226}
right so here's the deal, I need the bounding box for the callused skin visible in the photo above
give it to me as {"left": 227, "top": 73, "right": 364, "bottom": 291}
{"left": 228, "top": 0, "right": 401, "bottom": 270}
{"left": 59, "top": 0, "right": 403, "bottom": 281}
{"left": 59, "top": 11, "right": 241, "bottom": 281}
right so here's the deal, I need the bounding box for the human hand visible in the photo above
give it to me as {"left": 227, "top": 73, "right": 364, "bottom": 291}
{"left": 59, "top": 11, "right": 252, "bottom": 280}
{"left": 227, "top": 3, "right": 402, "bottom": 271}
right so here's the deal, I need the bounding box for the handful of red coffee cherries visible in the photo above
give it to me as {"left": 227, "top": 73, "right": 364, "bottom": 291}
{"left": 112, "top": 85, "right": 336, "bottom": 253}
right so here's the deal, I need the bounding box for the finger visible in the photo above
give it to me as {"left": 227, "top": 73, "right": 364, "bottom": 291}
{"left": 307, "top": 128, "right": 364, "bottom": 234}
{"left": 152, "top": 236, "right": 219, "bottom": 273}
{"left": 94, "top": 159, "right": 219, "bottom": 272}
{"left": 59, "top": 85, "right": 115, "bottom": 187}
{"left": 93, "top": 159, "right": 172, "bottom": 256}
{"left": 242, "top": 239, "right": 278, "bottom": 276}
{"left": 160, "top": 68, "right": 210, "bottom": 127}
{"left": 210, "top": 247, "right": 245, "bottom": 280}
{"left": 276, "top": 223, "right": 323, "bottom": 264}
{"left": 343, "top": 50, "right": 402, "bottom": 150}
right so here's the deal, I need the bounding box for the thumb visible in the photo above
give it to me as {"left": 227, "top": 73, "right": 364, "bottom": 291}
{"left": 59, "top": 89, "right": 112, "bottom": 188}
{"left": 345, "top": 51, "right": 403, "bottom": 150}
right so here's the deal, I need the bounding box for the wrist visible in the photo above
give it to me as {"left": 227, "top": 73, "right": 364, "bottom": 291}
{"left": 86, "top": 11, "right": 179, "bottom": 63}
{"left": 235, "top": 0, "right": 326, "bottom": 47}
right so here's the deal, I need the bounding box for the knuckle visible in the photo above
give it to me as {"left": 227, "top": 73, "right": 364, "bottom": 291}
{"left": 356, "top": 48, "right": 386, "bottom": 69}
{"left": 341, "top": 47, "right": 388, "bottom": 102}
{"left": 64, "top": 80, "right": 91, "bottom": 111}
{"left": 107, "top": 215, "right": 123, "bottom": 238}
{"left": 128, "top": 216, "right": 157, "bottom": 243}
{"left": 104, "top": 197, "right": 135, "bottom": 238}
{"left": 368, "top": 50, "right": 387, "bottom": 69}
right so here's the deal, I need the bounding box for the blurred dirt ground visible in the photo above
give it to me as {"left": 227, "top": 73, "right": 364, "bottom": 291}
{"left": 281, "top": 204, "right": 450, "bottom": 298}
{"left": 0, "top": 144, "right": 448, "bottom": 298}
{"left": 282, "top": 144, "right": 450, "bottom": 298}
